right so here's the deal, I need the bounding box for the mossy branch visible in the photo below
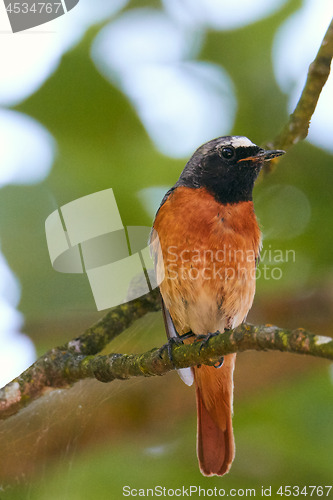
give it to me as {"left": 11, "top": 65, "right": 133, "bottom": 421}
{"left": 0, "top": 288, "right": 332, "bottom": 420}
{"left": 264, "top": 17, "right": 333, "bottom": 171}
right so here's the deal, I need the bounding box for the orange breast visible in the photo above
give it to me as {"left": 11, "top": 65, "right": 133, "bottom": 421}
{"left": 153, "top": 187, "right": 261, "bottom": 335}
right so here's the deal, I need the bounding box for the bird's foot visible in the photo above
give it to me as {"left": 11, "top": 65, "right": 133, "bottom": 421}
{"left": 158, "top": 337, "right": 183, "bottom": 367}
{"left": 196, "top": 331, "right": 224, "bottom": 368}
{"left": 196, "top": 330, "right": 220, "bottom": 350}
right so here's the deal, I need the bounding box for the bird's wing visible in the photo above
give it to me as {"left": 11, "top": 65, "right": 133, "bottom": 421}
{"left": 161, "top": 298, "right": 194, "bottom": 387}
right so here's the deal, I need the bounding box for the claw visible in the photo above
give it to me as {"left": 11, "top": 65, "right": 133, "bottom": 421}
{"left": 158, "top": 337, "right": 183, "bottom": 367}
{"left": 196, "top": 331, "right": 224, "bottom": 368}
{"left": 198, "top": 331, "right": 221, "bottom": 352}
{"left": 214, "top": 357, "right": 224, "bottom": 368}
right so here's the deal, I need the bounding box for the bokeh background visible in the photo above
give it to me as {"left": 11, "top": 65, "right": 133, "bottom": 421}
{"left": 0, "top": 0, "right": 332, "bottom": 498}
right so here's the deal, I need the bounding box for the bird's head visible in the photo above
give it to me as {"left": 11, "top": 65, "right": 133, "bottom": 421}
{"left": 177, "top": 136, "right": 285, "bottom": 204}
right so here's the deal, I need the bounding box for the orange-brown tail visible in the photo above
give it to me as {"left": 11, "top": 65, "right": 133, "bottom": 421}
{"left": 194, "top": 353, "right": 236, "bottom": 476}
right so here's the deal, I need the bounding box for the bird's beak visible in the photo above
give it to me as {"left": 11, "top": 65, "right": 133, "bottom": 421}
{"left": 239, "top": 148, "right": 285, "bottom": 163}
{"left": 257, "top": 148, "right": 286, "bottom": 161}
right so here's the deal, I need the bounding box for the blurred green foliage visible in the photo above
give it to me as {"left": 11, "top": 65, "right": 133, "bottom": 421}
{"left": 5, "top": 369, "right": 333, "bottom": 499}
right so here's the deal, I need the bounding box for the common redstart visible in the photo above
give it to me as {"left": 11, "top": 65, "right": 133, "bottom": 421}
{"left": 151, "top": 136, "right": 285, "bottom": 476}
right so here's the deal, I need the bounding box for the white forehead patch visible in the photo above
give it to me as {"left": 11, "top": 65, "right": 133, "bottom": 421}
{"left": 229, "top": 136, "right": 256, "bottom": 148}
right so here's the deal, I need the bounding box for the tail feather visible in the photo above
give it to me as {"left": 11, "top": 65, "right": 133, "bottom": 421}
{"left": 194, "top": 354, "right": 236, "bottom": 476}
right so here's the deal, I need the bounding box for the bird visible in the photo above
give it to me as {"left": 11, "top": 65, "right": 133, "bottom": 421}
{"left": 150, "top": 136, "right": 285, "bottom": 476}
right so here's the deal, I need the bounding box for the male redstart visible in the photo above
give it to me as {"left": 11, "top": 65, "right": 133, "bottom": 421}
{"left": 151, "top": 136, "right": 284, "bottom": 476}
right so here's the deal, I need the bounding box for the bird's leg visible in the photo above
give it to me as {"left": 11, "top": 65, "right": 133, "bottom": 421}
{"left": 195, "top": 331, "right": 224, "bottom": 368}
{"left": 158, "top": 331, "right": 194, "bottom": 366}
{"left": 178, "top": 331, "right": 196, "bottom": 341}
{"left": 157, "top": 338, "right": 180, "bottom": 367}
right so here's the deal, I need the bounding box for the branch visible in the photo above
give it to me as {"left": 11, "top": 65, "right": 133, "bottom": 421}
{"left": 264, "top": 17, "right": 333, "bottom": 171}
{"left": 0, "top": 291, "right": 161, "bottom": 419}
{"left": 1, "top": 298, "right": 332, "bottom": 420}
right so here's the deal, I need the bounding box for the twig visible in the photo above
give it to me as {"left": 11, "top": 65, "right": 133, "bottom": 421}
{"left": 265, "top": 17, "right": 333, "bottom": 171}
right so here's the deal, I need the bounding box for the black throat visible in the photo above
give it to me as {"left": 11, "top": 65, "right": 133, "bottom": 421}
{"left": 176, "top": 153, "right": 260, "bottom": 204}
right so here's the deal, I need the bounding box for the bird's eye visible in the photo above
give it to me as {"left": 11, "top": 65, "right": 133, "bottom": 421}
{"left": 221, "top": 146, "right": 235, "bottom": 160}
